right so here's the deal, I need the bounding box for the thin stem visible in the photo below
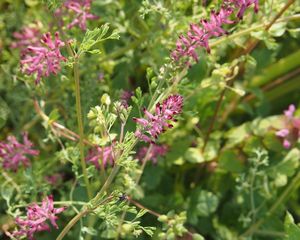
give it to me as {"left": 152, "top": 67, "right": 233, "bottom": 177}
{"left": 115, "top": 144, "right": 154, "bottom": 240}
{"left": 92, "top": 165, "right": 121, "bottom": 205}
{"left": 56, "top": 196, "right": 113, "bottom": 240}
{"left": 12, "top": 201, "right": 86, "bottom": 209}
{"left": 119, "top": 123, "right": 125, "bottom": 144}
{"left": 33, "top": 100, "right": 94, "bottom": 146}
{"left": 202, "top": 7, "right": 297, "bottom": 147}
{"left": 209, "top": 14, "right": 300, "bottom": 49}
{"left": 249, "top": 168, "right": 257, "bottom": 223}
{"left": 202, "top": 89, "right": 226, "bottom": 152}
{"left": 56, "top": 207, "right": 89, "bottom": 240}
{"left": 240, "top": 171, "right": 300, "bottom": 238}
{"left": 128, "top": 197, "right": 161, "bottom": 218}
{"left": 243, "top": 0, "right": 296, "bottom": 54}
{"left": 136, "top": 144, "right": 153, "bottom": 184}
{"left": 2, "top": 171, "right": 21, "bottom": 194}
{"left": 73, "top": 58, "right": 92, "bottom": 200}
{"left": 253, "top": 230, "right": 285, "bottom": 238}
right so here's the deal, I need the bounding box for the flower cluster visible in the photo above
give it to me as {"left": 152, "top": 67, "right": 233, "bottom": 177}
{"left": 86, "top": 145, "right": 114, "bottom": 169}
{"left": 64, "top": 0, "right": 98, "bottom": 30}
{"left": 10, "top": 196, "right": 65, "bottom": 240}
{"left": 0, "top": 132, "right": 39, "bottom": 172}
{"left": 171, "top": 0, "right": 259, "bottom": 65}
{"left": 11, "top": 23, "right": 42, "bottom": 53}
{"left": 20, "top": 32, "right": 66, "bottom": 84}
{"left": 276, "top": 104, "right": 300, "bottom": 149}
{"left": 45, "top": 173, "right": 63, "bottom": 186}
{"left": 120, "top": 90, "right": 133, "bottom": 108}
{"left": 228, "top": 0, "right": 259, "bottom": 19}
{"left": 134, "top": 95, "right": 183, "bottom": 143}
{"left": 137, "top": 144, "right": 168, "bottom": 164}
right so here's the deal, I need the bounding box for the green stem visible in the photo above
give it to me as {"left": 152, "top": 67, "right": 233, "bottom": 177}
{"left": 12, "top": 201, "right": 86, "bottom": 209}
{"left": 56, "top": 196, "right": 113, "bottom": 240}
{"left": 209, "top": 14, "right": 300, "bottom": 48}
{"left": 91, "top": 165, "right": 120, "bottom": 205}
{"left": 115, "top": 144, "right": 154, "bottom": 240}
{"left": 240, "top": 171, "right": 300, "bottom": 238}
{"left": 74, "top": 58, "right": 92, "bottom": 200}
{"left": 56, "top": 207, "right": 89, "bottom": 240}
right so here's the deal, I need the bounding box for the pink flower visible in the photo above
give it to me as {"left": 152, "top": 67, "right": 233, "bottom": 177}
{"left": 11, "top": 23, "right": 42, "bottom": 53}
{"left": 227, "top": 0, "right": 259, "bottom": 19}
{"left": 276, "top": 104, "right": 300, "bottom": 149}
{"left": 284, "top": 104, "right": 296, "bottom": 119}
{"left": 45, "top": 173, "right": 63, "bottom": 185}
{"left": 276, "top": 129, "right": 289, "bottom": 138}
{"left": 11, "top": 196, "right": 65, "bottom": 240}
{"left": 20, "top": 32, "right": 66, "bottom": 84}
{"left": 120, "top": 90, "right": 133, "bottom": 108}
{"left": 137, "top": 144, "right": 168, "bottom": 164}
{"left": 172, "top": 0, "right": 259, "bottom": 64}
{"left": 133, "top": 95, "right": 183, "bottom": 143}
{"left": 64, "top": 0, "right": 98, "bottom": 30}
{"left": 0, "top": 132, "right": 39, "bottom": 172}
{"left": 86, "top": 146, "right": 114, "bottom": 169}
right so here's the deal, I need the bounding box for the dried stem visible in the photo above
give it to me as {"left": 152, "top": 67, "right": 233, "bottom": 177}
{"left": 33, "top": 100, "right": 93, "bottom": 146}
{"left": 243, "top": 0, "right": 296, "bottom": 54}
{"left": 202, "top": 89, "right": 226, "bottom": 152}
{"left": 203, "top": 3, "right": 297, "bottom": 145}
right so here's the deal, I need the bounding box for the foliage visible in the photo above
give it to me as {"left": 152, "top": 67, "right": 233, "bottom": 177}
{"left": 0, "top": 0, "right": 300, "bottom": 240}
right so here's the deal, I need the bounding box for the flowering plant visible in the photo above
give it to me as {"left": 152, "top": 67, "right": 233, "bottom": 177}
{"left": 0, "top": 0, "right": 300, "bottom": 239}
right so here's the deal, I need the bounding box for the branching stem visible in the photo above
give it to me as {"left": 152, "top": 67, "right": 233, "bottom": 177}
{"left": 240, "top": 171, "right": 300, "bottom": 238}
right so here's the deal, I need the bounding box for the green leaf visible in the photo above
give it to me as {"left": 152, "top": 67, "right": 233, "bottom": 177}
{"left": 136, "top": 209, "right": 148, "bottom": 218}
{"left": 1, "top": 184, "right": 13, "bottom": 206}
{"left": 48, "top": 108, "right": 59, "bottom": 123}
{"left": 274, "top": 149, "right": 299, "bottom": 176}
{"left": 284, "top": 212, "right": 300, "bottom": 240}
{"left": 0, "top": 97, "right": 9, "bottom": 129}
{"left": 251, "top": 116, "right": 283, "bottom": 136}
{"left": 213, "top": 218, "right": 239, "bottom": 240}
{"left": 268, "top": 148, "right": 300, "bottom": 187}
{"left": 81, "top": 226, "right": 97, "bottom": 236}
{"left": 190, "top": 189, "right": 219, "bottom": 217}
{"left": 25, "top": 0, "right": 39, "bottom": 7}
{"left": 219, "top": 150, "right": 244, "bottom": 173}
{"left": 185, "top": 147, "right": 204, "bottom": 163}
{"left": 269, "top": 22, "right": 287, "bottom": 37}
{"left": 78, "top": 24, "right": 120, "bottom": 55}
{"left": 224, "top": 123, "right": 251, "bottom": 147}
{"left": 193, "top": 233, "right": 205, "bottom": 240}
{"left": 263, "top": 133, "right": 284, "bottom": 152}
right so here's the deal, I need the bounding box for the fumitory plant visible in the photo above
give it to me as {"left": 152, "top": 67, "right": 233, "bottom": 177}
{"left": 0, "top": 0, "right": 300, "bottom": 240}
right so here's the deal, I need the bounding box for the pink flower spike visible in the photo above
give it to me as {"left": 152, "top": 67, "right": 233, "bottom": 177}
{"left": 120, "top": 90, "right": 134, "bottom": 108}
{"left": 283, "top": 139, "right": 291, "bottom": 149}
{"left": 276, "top": 129, "right": 289, "bottom": 138}
{"left": 45, "top": 173, "right": 63, "bottom": 185}
{"left": 275, "top": 104, "right": 300, "bottom": 149}
{"left": 86, "top": 146, "right": 114, "bottom": 169}
{"left": 133, "top": 95, "right": 183, "bottom": 143}
{"left": 0, "top": 132, "right": 39, "bottom": 172}
{"left": 65, "top": 0, "right": 99, "bottom": 30}
{"left": 284, "top": 104, "right": 296, "bottom": 118}
{"left": 137, "top": 144, "right": 168, "bottom": 164}
{"left": 11, "top": 196, "right": 66, "bottom": 240}
{"left": 11, "top": 24, "right": 42, "bottom": 52}
{"left": 20, "top": 32, "right": 66, "bottom": 84}
{"left": 171, "top": 0, "right": 259, "bottom": 64}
